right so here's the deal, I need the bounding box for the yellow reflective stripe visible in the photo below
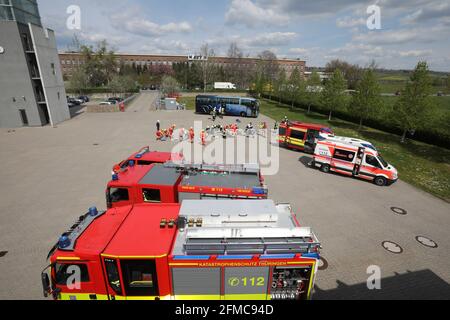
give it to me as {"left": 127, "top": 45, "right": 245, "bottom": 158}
{"left": 56, "top": 257, "right": 81, "bottom": 261}
{"left": 174, "top": 295, "right": 221, "bottom": 301}
{"left": 224, "top": 294, "right": 267, "bottom": 300}
{"left": 59, "top": 293, "right": 108, "bottom": 300}
{"left": 115, "top": 295, "right": 171, "bottom": 301}
{"left": 307, "top": 261, "right": 316, "bottom": 300}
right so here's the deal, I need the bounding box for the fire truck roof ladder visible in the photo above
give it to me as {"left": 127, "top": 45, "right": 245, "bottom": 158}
{"left": 164, "top": 162, "right": 260, "bottom": 175}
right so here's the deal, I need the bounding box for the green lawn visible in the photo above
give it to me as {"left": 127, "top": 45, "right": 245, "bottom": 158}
{"left": 181, "top": 96, "right": 450, "bottom": 201}
{"left": 260, "top": 99, "right": 450, "bottom": 202}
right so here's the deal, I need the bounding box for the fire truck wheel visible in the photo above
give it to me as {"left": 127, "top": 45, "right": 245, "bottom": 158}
{"left": 320, "top": 164, "right": 331, "bottom": 173}
{"left": 374, "top": 176, "right": 387, "bottom": 187}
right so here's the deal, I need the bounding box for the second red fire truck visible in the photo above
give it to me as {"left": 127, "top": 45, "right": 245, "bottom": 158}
{"left": 107, "top": 162, "right": 268, "bottom": 208}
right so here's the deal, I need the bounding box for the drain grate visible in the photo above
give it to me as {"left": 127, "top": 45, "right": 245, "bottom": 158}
{"left": 391, "top": 207, "right": 407, "bottom": 216}
{"left": 0, "top": 251, "right": 8, "bottom": 257}
{"left": 382, "top": 241, "right": 403, "bottom": 254}
{"left": 416, "top": 236, "right": 438, "bottom": 249}
{"left": 318, "top": 257, "right": 329, "bottom": 271}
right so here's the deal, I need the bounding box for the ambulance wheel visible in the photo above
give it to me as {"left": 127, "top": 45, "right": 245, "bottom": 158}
{"left": 374, "top": 176, "right": 387, "bottom": 187}
{"left": 320, "top": 164, "right": 331, "bottom": 173}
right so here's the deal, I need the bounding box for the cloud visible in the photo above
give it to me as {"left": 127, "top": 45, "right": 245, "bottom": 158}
{"left": 288, "top": 48, "right": 309, "bottom": 55}
{"left": 336, "top": 16, "right": 366, "bottom": 28}
{"left": 110, "top": 8, "right": 192, "bottom": 37}
{"left": 401, "top": 2, "right": 450, "bottom": 24}
{"left": 397, "top": 50, "right": 433, "bottom": 57}
{"left": 225, "top": 0, "right": 289, "bottom": 27}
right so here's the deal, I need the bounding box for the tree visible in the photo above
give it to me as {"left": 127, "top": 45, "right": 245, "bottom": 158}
{"left": 68, "top": 68, "right": 89, "bottom": 94}
{"left": 199, "top": 43, "right": 216, "bottom": 92}
{"left": 306, "top": 71, "right": 322, "bottom": 114}
{"left": 393, "top": 61, "right": 434, "bottom": 143}
{"left": 161, "top": 76, "right": 180, "bottom": 96}
{"left": 287, "top": 67, "right": 304, "bottom": 110}
{"left": 349, "top": 68, "right": 382, "bottom": 130}
{"left": 109, "top": 75, "right": 137, "bottom": 96}
{"left": 226, "top": 42, "right": 244, "bottom": 89}
{"left": 275, "top": 69, "right": 287, "bottom": 105}
{"left": 321, "top": 69, "right": 348, "bottom": 121}
{"left": 447, "top": 74, "right": 450, "bottom": 91}
{"left": 79, "top": 40, "right": 118, "bottom": 87}
{"left": 326, "top": 59, "right": 363, "bottom": 90}
{"left": 258, "top": 50, "right": 279, "bottom": 99}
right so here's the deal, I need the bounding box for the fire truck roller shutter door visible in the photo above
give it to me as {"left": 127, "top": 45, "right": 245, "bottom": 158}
{"left": 224, "top": 267, "right": 270, "bottom": 300}
{"left": 289, "top": 129, "right": 307, "bottom": 148}
{"left": 172, "top": 268, "right": 221, "bottom": 300}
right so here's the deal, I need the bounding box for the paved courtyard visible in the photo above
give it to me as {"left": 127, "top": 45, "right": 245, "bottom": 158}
{"left": 0, "top": 93, "right": 449, "bottom": 300}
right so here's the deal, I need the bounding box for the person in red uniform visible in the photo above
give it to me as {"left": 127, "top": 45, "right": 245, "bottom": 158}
{"left": 201, "top": 130, "right": 206, "bottom": 146}
{"left": 189, "top": 127, "right": 195, "bottom": 144}
{"left": 156, "top": 130, "right": 163, "bottom": 141}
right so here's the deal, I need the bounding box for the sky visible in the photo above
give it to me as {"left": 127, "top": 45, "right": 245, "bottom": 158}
{"left": 37, "top": 0, "right": 450, "bottom": 72}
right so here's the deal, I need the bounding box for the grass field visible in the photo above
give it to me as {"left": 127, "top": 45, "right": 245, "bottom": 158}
{"left": 180, "top": 96, "right": 450, "bottom": 202}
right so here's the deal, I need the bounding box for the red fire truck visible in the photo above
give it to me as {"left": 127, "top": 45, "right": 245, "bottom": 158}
{"left": 42, "top": 200, "right": 321, "bottom": 300}
{"left": 107, "top": 162, "right": 268, "bottom": 208}
{"left": 278, "top": 121, "right": 334, "bottom": 154}
{"left": 112, "top": 147, "right": 183, "bottom": 173}
{"left": 313, "top": 136, "right": 398, "bottom": 186}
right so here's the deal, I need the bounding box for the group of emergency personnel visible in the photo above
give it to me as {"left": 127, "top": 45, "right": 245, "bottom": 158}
{"left": 155, "top": 119, "right": 269, "bottom": 145}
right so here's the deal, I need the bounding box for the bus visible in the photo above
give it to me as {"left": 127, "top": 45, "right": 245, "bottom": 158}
{"left": 195, "top": 95, "right": 260, "bottom": 118}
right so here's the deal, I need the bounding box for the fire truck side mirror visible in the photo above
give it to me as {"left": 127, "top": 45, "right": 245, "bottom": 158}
{"left": 41, "top": 272, "right": 51, "bottom": 298}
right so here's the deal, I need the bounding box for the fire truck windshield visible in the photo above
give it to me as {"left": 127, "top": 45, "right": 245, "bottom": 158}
{"left": 109, "top": 188, "right": 129, "bottom": 203}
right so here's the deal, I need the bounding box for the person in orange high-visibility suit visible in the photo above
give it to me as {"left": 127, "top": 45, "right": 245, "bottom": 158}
{"left": 156, "top": 130, "right": 163, "bottom": 141}
{"left": 189, "top": 127, "right": 195, "bottom": 144}
{"left": 201, "top": 130, "right": 206, "bottom": 146}
{"left": 168, "top": 125, "right": 175, "bottom": 140}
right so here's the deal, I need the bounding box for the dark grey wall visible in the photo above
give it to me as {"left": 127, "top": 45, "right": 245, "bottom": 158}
{"left": 0, "top": 21, "right": 41, "bottom": 128}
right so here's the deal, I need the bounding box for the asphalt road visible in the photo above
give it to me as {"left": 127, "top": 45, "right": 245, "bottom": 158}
{"left": 0, "top": 93, "right": 449, "bottom": 300}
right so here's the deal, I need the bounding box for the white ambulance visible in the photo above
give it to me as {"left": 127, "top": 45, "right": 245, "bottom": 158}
{"left": 313, "top": 136, "right": 398, "bottom": 186}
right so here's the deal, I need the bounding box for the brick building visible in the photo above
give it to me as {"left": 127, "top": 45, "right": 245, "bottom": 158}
{"left": 59, "top": 52, "right": 306, "bottom": 79}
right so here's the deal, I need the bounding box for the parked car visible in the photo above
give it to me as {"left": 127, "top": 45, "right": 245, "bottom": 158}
{"left": 67, "top": 98, "right": 81, "bottom": 106}
{"left": 108, "top": 97, "right": 124, "bottom": 103}
{"left": 78, "top": 95, "right": 90, "bottom": 103}
{"left": 437, "top": 91, "right": 444, "bottom": 97}
{"left": 99, "top": 101, "right": 115, "bottom": 105}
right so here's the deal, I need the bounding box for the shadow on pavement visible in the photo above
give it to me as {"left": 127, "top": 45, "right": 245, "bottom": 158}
{"left": 69, "top": 105, "right": 86, "bottom": 119}
{"left": 299, "top": 156, "right": 314, "bottom": 168}
{"left": 314, "top": 270, "right": 450, "bottom": 300}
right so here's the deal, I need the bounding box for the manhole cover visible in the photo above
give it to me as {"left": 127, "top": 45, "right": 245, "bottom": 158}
{"left": 0, "top": 251, "right": 8, "bottom": 257}
{"left": 416, "top": 236, "right": 438, "bottom": 249}
{"left": 391, "top": 207, "right": 407, "bottom": 215}
{"left": 318, "top": 257, "right": 329, "bottom": 271}
{"left": 93, "top": 143, "right": 99, "bottom": 146}
{"left": 382, "top": 241, "right": 403, "bottom": 254}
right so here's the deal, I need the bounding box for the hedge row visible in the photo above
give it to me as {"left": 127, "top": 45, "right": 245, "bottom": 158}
{"left": 261, "top": 93, "right": 450, "bottom": 150}
{"left": 66, "top": 87, "right": 140, "bottom": 94}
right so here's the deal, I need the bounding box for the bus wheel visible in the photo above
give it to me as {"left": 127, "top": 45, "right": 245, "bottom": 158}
{"left": 240, "top": 112, "right": 247, "bottom": 118}
{"left": 374, "top": 176, "right": 387, "bottom": 187}
{"left": 320, "top": 164, "right": 331, "bottom": 173}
